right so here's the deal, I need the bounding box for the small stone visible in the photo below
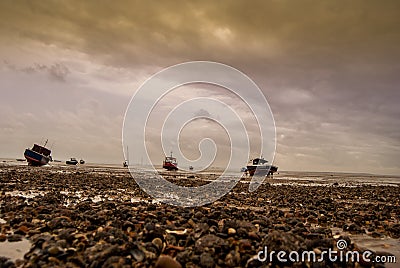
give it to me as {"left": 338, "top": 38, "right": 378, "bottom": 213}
{"left": 248, "top": 231, "right": 260, "bottom": 240}
{"left": 225, "top": 250, "right": 240, "bottom": 267}
{"left": 194, "top": 211, "right": 203, "bottom": 219}
{"left": 131, "top": 248, "right": 145, "bottom": 262}
{"left": 313, "top": 248, "right": 322, "bottom": 254}
{"left": 347, "top": 223, "right": 363, "bottom": 233}
{"left": 48, "top": 256, "right": 61, "bottom": 264}
{"left": 152, "top": 237, "right": 164, "bottom": 251}
{"left": 0, "top": 234, "right": 6, "bottom": 242}
{"left": 227, "top": 228, "right": 236, "bottom": 235}
{"left": 7, "top": 234, "right": 23, "bottom": 242}
{"left": 239, "top": 239, "right": 252, "bottom": 252}
{"left": 144, "top": 222, "right": 155, "bottom": 231}
{"left": 371, "top": 231, "right": 384, "bottom": 238}
{"left": 48, "top": 246, "right": 61, "bottom": 255}
{"left": 154, "top": 255, "right": 182, "bottom": 268}
{"left": 306, "top": 215, "right": 318, "bottom": 224}
{"left": 195, "top": 234, "right": 228, "bottom": 253}
{"left": 15, "top": 225, "right": 29, "bottom": 235}
{"left": 187, "top": 219, "right": 196, "bottom": 228}
{"left": 32, "top": 219, "right": 41, "bottom": 224}
{"left": 15, "top": 259, "right": 24, "bottom": 267}
{"left": 200, "top": 252, "right": 215, "bottom": 268}
{"left": 0, "top": 257, "right": 15, "bottom": 268}
{"left": 55, "top": 239, "right": 68, "bottom": 248}
{"left": 175, "top": 250, "right": 191, "bottom": 265}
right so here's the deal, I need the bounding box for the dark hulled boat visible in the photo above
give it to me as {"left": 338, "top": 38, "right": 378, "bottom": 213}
{"left": 66, "top": 158, "right": 78, "bottom": 165}
{"left": 123, "top": 146, "right": 129, "bottom": 167}
{"left": 246, "top": 157, "right": 278, "bottom": 176}
{"left": 24, "top": 140, "right": 52, "bottom": 166}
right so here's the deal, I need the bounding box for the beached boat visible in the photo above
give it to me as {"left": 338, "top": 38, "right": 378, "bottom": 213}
{"left": 163, "top": 152, "right": 178, "bottom": 171}
{"left": 66, "top": 158, "right": 78, "bottom": 165}
{"left": 246, "top": 157, "right": 278, "bottom": 176}
{"left": 24, "top": 140, "right": 52, "bottom": 166}
{"left": 123, "top": 146, "right": 129, "bottom": 167}
{"left": 79, "top": 159, "right": 85, "bottom": 164}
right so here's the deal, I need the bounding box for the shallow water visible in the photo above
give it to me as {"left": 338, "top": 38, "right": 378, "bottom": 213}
{"left": 0, "top": 238, "right": 31, "bottom": 262}
{"left": 4, "top": 190, "right": 146, "bottom": 206}
{"left": 275, "top": 171, "right": 400, "bottom": 186}
{"left": 332, "top": 227, "right": 399, "bottom": 268}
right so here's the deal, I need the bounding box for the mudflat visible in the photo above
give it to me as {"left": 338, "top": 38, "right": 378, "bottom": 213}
{"left": 0, "top": 164, "right": 399, "bottom": 267}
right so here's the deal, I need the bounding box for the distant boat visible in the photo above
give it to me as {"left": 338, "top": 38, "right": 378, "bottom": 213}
{"left": 163, "top": 152, "right": 178, "bottom": 171}
{"left": 189, "top": 165, "right": 194, "bottom": 171}
{"left": 246, "top": 157, "right": 278, "bottom": 176}
{"left": 79, "top": 159, "right": 85, "bottom": 164}
{"left": 123, "top": 146, "right": 129, "bottom": 167}
{"left": 66, "top": 158, "right": 78, "bottom": 165}
{"left": 24, "top": 140, "right": 52, "bottom": 166}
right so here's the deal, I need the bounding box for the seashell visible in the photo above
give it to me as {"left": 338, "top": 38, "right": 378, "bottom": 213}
{"left": 165, "top": 229, "right": 187, "bottom": 236}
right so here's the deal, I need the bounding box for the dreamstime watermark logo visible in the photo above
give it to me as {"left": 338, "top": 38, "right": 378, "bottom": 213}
{"left": 122, "top": 61, "right": 276, "bottom": 207}
{"left": 257, "top": 240, "right": 396, "bottom": 264}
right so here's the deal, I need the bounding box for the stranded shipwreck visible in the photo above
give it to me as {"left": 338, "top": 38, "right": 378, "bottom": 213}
{"left": 24, "top": 140, "right": 52, "bottom": 166}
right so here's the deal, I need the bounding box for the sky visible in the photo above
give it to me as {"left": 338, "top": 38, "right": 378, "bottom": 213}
{"left": 0, "top": 1, "right": 399, "bottom": 175}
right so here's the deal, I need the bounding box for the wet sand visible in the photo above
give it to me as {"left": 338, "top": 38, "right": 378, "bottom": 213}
{"left": 0, "top": 164, "right": 399, "bottom": 267}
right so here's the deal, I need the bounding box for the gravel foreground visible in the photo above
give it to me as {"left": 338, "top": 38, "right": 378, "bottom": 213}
{"left": 0, "top": 165, "right": 399, "bottom": 268}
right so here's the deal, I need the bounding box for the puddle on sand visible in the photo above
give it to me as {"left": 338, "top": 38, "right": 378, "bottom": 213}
{"left": 351, "top": 235, "right": 399, "bottom": 268}
{"left": 0, "top": 238, "right": 31, "bottom": 262}
{"left": 332, "top": 227, "right": 399, "bottom": 268}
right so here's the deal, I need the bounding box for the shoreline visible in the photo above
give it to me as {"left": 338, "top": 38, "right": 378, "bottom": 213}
{"left": 1, "top": 157, "right": 400, "bottom": 178}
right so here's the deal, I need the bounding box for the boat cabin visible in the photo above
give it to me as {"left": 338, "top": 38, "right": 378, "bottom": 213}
{"left": 163, "top": 152, "right": 178, "bottom": 170}
{"left": 164, "top": 156, "right": 177, "bottom": 165}
{"left": 252, "top": 158, "right": 268, "bottom": 165}
{"left": 32, "top": 144, "right": 51, "bottom": 156}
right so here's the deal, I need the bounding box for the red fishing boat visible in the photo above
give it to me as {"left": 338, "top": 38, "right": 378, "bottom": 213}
{"left": 163, "top": 152, "right": 178, "bottom": 171}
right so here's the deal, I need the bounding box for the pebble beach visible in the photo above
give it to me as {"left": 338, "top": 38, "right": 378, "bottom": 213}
{"left": 0, "top": 163, "right": 399, "bottom": 267}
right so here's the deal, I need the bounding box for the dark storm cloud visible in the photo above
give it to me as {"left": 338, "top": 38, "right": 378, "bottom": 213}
{"left": 1, "top": 1, "right": 398, "bottom": 67}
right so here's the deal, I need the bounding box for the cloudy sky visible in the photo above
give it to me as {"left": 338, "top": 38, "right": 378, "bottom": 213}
{"left": 0, "top": 1, "right": 399, "bottom": 175}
